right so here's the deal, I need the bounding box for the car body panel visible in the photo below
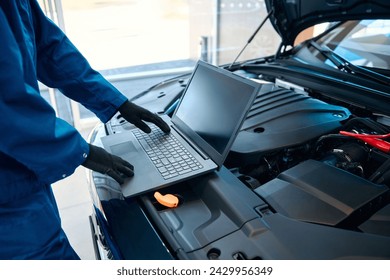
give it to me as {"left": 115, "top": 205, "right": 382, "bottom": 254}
{"left": 265, "top": 0, "right": 390, "bottom": 45}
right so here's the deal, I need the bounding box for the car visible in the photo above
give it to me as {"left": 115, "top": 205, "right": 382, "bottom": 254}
{"left": 87, "top": 0, "right": 390, "bottom": 260}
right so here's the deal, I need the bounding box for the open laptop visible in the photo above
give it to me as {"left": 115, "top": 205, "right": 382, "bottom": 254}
{"left": 101, "top": 60, "right": 261, "bottom": 198}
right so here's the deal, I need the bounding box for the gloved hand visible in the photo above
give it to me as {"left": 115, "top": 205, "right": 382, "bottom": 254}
{"left": 82, "top": 144, "right": 134, "bottom": 184}
{"left": 118, "top": 101, "right": 170, "bottom": 133}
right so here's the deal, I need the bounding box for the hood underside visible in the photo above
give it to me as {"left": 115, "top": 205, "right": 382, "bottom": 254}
{"left": 265, "top": 0, "right": 390, "bottom": 45}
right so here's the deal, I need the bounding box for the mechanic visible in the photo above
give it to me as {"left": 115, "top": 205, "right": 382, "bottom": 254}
{"left": 0, "top": 1, "right": 170, "bottom": 259}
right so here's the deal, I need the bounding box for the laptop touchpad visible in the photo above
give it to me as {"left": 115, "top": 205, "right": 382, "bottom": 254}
{"left": 110, "top": 141, "right": 138, "bottom": 158}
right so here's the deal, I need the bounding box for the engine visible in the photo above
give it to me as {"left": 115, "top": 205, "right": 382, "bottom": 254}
{"left": 224, "top": 79, "right": 390, "bottom": 236}
{"left": 226, "top": 81, "right": 390, "bottom": 186}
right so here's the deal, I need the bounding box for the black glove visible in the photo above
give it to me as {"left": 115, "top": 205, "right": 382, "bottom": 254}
{"left": 82, "top": 144, "right": 134, "bottom": 184}
{"left": 118, "top": 101, "right": 170, "bottom": 133}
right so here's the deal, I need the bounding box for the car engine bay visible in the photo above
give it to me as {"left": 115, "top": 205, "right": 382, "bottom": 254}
{"left": 100, "top": 67, "right": 390, "bottom": 259}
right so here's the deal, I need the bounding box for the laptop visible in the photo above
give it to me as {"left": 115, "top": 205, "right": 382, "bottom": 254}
{"left": 101, "top": 60, "right": 261, "bottom": 198}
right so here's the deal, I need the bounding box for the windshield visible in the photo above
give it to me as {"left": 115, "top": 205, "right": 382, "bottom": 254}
{"left": 313, "top": 20, "right": 390, "bottom": 70}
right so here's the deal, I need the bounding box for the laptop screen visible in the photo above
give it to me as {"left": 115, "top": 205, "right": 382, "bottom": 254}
{"left": 172, "top": 61, "right": 259, "bottom": 164}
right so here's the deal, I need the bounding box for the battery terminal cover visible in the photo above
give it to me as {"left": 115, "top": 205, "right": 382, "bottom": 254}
{"left": 154, "top": 191, "right": 179, "bottom": 208}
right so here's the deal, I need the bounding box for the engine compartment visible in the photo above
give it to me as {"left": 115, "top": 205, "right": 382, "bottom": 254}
{"left": 105, "top": 71, "right": 390, "bottom": 259}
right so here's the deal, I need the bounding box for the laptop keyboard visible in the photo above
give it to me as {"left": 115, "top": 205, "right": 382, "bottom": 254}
{"left": 133, "top": 125, "right": 203, "bottom": 180}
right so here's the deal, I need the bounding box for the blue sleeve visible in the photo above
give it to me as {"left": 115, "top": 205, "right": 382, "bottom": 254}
{"left": 30, "top": 0, "right": 127, "bottom": 123}
{"left": 0, "top": 7, "right": 89, "bottom": 184}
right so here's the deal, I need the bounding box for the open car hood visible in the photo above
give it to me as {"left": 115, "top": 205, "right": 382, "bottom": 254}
{"left": 265, "top": 0, "right": 390, "bottom": 46}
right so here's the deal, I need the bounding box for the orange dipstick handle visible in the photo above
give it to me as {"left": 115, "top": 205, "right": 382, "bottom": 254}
{"left": 154, "top": 192, "right": 179, "bottom": 208}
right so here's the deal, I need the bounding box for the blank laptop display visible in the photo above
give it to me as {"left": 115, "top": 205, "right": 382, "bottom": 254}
{"left": 102, "top": 60, "right": 261, "bottom": 197}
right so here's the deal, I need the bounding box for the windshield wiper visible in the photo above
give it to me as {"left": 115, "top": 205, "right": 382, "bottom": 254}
{"left": 308, "top": 40, "right": 390, "bottom": 86}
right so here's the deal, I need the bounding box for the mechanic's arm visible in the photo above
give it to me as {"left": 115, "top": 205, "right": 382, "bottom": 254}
{"left": 30, "top": 1, "right": 170, "bottom": 133}
{"left": 0, "top": 8, "right": 131, "bottom": 185}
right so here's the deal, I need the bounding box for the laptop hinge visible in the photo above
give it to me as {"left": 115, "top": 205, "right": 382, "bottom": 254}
{"left": 171, "top": 125, "right": 210, "bottom": 160}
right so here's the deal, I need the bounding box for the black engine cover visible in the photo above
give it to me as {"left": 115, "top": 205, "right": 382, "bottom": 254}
{"left": 255, "top": 160, "right": 389, "bottom": 227}
{"left": 228, "top": 83, "right": 351, "bottom": 165}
